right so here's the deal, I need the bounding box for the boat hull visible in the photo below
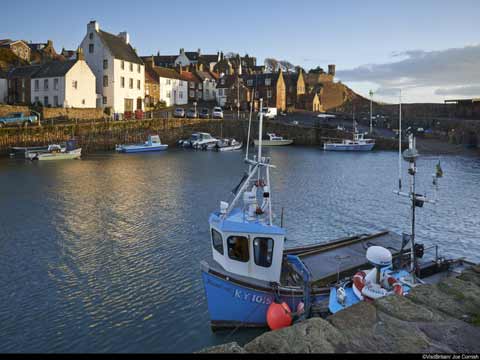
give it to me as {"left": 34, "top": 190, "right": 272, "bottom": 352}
{"left": 117, "top": 145, "right": 168, "bottom": 153}
{"left": 323, "top": 143, "right": 375, "bottom": 151}
{"left": 201, "top": 263, "right": 328, "bottom": 329}
{"left": 33, "top": 149, "right": 82, "bottom": 161}
{"left": 254, "top": 140, "right": 293, "bottom": 146}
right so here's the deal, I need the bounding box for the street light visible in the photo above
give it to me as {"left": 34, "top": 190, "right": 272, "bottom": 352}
{"left": 369, "top": 90, "right": 374, "bottom": 134}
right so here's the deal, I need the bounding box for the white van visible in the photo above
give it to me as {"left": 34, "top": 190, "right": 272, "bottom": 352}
{"left": 258, "top": 107, "right": 278, "bottom": 120}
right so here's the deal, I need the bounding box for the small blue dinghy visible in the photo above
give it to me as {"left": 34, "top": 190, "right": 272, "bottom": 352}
{"left": 116, "top": 135, "right": 168, "bottom": 153}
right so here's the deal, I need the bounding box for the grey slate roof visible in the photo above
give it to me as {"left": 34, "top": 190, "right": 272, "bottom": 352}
{"left": 8, "top": 65, "right": 42, "bottom": 78}
{"left": 31, "top": 60, "right": 77, "bottom": 78}
{"left": 98, "top": 30, "right": 143, "bottom": 65}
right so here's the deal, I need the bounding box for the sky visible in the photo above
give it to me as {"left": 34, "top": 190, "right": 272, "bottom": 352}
{"left": 2, "top": 0, "right": 479, "bottom": 103}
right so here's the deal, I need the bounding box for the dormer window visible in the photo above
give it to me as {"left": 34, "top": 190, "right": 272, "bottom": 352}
{"left": 212, "top": 229, "right": 224, "bottom": 255}
{"left": 227, "top": 236, "right": 249, "bottom": 263}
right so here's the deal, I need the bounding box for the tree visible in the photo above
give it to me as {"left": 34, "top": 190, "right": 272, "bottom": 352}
{"left": 264, "top": 58, "right": 279, "bottom": 72}
{"left": 225, "top": 52, "right": 239, "bottom": 59}
{"left": 279, "top": 60, "right": 295, "bottom": 72}
{"left": 309, "top": 66, "right": 325, "bottom": 74}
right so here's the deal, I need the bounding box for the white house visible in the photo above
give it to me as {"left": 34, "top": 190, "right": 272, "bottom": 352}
{"left": 195, "top": 69, "right": 217, "bottom": 102}
{"left": 152, "top": 66, "right": 188, "bottom": 107}
{"left": 0, "top": 71, "right": 7, "bottom": 103}
{"left": 80, "top": 21, "right": 145, "bottom": 114}
{"left": 30, "top": 50, "right": 96, "bottom": 108}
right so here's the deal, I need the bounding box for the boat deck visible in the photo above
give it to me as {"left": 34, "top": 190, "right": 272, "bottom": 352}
{"left": 289, "top": 231, "right": 403, "bottom": 286}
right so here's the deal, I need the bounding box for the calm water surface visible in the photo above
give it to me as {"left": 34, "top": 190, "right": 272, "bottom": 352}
{"left": 0, "top": 147, "right": 479, "bottom": 353}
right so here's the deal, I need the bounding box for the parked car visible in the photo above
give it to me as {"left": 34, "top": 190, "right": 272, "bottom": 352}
{"left": 0, "top": 112, "right": 39, "bottom": 128}
{"left": 257, "top": 107, "right": 277, "bottom": 120}
{"left": 174, "top": 108, "right": 186, "bottom": 118}
{"left": 186, "top": 109, "right": 199, "bottom": 119}
{"left": 199, "top": 108, "right": 210, "bottom": 119}
{"left": 212, "top": 107, "right": 224, "bottom": 119}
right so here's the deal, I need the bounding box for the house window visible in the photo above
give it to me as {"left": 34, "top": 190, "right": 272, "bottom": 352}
{"left": 82, "top": 99, "right": 85, "bottom": 105}
{"left": 227, "top": 236, "right": 249, "bottom": 263}
{"left": 72, "top": 80, "right": 78, "bottom": 89}
{"left": 212, "top": 229, "right": 224, "bottom": 255}
{"left": 247, "top": 80, "right": 253, "bottom": 86}
{"left": 199, "top": 84, "right": 203, "bottom": 90}
{"left": 221, "top": 79, "right": 225, "bottom": 85}
{"left": 121, "top": 77, "right": 125, "bottom": 88}
{"left": 89, "top": 44, "right": 94, "bottom": 53}
{"left": 129, "top": 63, "right": 133, "bottom": 72}
{"left": 129, "top": 78, "right": 133, "bottom": 89}
{"left": 44, "top": 96, "right": 49, "bottom": 106}
{"left": 44, "top": 79, "right": 49, "bottom": 90}
{"left": 54, "top": 78, "right": 59, "bottom": 90}
{"left": 103, "top": 59, "right": 108, "bottom": 69}
{"left": 253, "top": 238, "right": 274, "bottom": 268}
{"left": 103, "top": 76, "right": 108, "bottom": 87}
{"left": 34, "top": 80, "right": 39, "bottom": 91}
{"left": 189, "top": 90, "right": 195, "bottom": 98}
{"left": 137, "top": 80, "right": 141, "bottom": 90}
{"left": 54, "top": 96, "right": 59, "bottom": 107}
{"left": 89, "top": 33, "right": 93, "bottom": 40}
{"left": 34, "top": 96, "right": 39, "bottom": 103}
{"left": 166, "top": 79, "right": 171, "bottom": 85}
{"left": 179, "top": 91, "right": 183, "bottom": 99}
{"left": 265, "top": 78, "right": 271, "bottom": 86}
{"left": 267, "top": 89, "right": 272, "bottom": 99}
{"left": 121, "top": 61, "right": 125, "bottom": 70}
{"left": 189, "top": 82, "right": 194, "bottom": 89}
{"left": 103, "top": 96, "right": 107, "bottom": 105}
{"left": 206, "top": 89, "right": 209, "bottom": 96}
{"left": 137, "top": 64, "right": 141, "bottom": 73}
{"left": 167, "top": 91, "right": 171, "bottom": 98}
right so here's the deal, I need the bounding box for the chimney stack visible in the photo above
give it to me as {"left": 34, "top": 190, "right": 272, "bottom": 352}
{"left": 88, "top": 20, "right": 99, "bottom": 33}
{"left": 328, "top": 64, "right": 336, "bottom": 77}
{"left": 76, "top": 47, "right": 84, "bottom": 61}
{"left": 118, "top": 32, "right": 130, "bottom": 45}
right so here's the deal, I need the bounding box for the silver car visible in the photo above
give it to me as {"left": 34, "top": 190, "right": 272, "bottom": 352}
{"left": 174, "top": 108, "right": 185, "bottom": 118}
{"left": 212, "top": 107, "right": 224, "bottom": 119}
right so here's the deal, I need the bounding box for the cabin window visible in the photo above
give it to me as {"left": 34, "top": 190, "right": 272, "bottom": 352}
{"left": 227, "top": 236, "right": 249, "bottom": 263}
{"left": 212, "top": 229, "right": 224, "bottom": 255}
{"left": 254, "top": 238, "right": 274, "bottom": 268}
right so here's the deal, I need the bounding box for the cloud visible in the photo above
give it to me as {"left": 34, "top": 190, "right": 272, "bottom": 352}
{"left": 336, "top": 44, "right": 480, "bottom": 98}
{"left": 435, "top": 85, "right": 480, "bottom": 96}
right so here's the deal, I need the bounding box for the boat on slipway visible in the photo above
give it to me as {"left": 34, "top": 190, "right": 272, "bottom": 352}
{"left": 116, "top": 135, "right": 168, "bottom": 153}
{"left": 200, "top": 100, "right": 406, "bottom": 330}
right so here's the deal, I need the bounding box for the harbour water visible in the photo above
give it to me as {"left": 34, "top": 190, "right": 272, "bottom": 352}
{"left": 0, "top": 147, "right": 479, "bottom": 353}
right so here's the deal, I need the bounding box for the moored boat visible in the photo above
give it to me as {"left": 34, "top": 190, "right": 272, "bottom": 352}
{"left": 215, "top": 138, "right": 243, "bottom": 152}
{"left": 253, "top": 133, "right": 293, "bottom": 147}
{"left": 116, "top": 135, "right": 168, "bottom": 153}
{"left": 177, "top": 132, "right": 218, "bottom": 150}
{"left": 200, "top": 100, "right": 404, "bottom": 330}
{"left": 29, "top": 140, "right": 82, "bottom": 161}
{"left": 323, "top": 132, "right": 375, "bottom": 151}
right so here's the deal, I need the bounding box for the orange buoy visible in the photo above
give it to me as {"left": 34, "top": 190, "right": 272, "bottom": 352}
{"left": 267, "top": 302, "right": 292, "bottom": 331}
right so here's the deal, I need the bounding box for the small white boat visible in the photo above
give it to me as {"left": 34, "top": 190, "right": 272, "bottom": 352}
{"left": 215, "top": 139, "right": 243, "bottom": 152}
{"left": 254, "top": 133, "right": 293, "bottom": 146}
{"left": 116, "top": 135, "right": 168, "bottom": 153}
{"left": 29, "top": 143, "right": 82, "bottom": 161}
{"left": 323, "top": 132, "right": 375, "bottom": 152}
{"left": 178, "top": 133, "right": 219, "bottom": 150}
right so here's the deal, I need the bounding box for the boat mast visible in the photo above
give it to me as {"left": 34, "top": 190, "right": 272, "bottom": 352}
{"left": 398, "top": 89, "right": 403, "bottom": 191}
{"left": 369, "top": 90, "right": 374, "bottom": 134}
{"left": 258, "top": 99, "right": 264, "bottom": 162}
{"left": 245, "top": 89, "right": 255, "bottom": 169}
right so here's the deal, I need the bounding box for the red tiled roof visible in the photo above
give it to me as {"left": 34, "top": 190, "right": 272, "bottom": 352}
{"left": 179, "top": 71, "right": 200, "bottom": 83}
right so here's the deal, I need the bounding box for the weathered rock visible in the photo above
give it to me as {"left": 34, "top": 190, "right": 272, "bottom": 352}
{"left": 375, "top": 295, "right": 445, "bottom": 323}
{"left": 244, "top": 318, "right": 344, "bottom": 353}
{"left": 201, "top": 267, "right": 480, "bottom": 354}
{"left": 198, "top": 342, "right": 247, "bottom": 353}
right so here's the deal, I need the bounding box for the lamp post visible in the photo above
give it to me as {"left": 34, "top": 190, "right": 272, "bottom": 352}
{"left": 369, "top": 90, "right": 374, "bottom": 134}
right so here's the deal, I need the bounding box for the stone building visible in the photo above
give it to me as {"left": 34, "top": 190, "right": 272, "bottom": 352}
{"left": 29, "top": 40, "right": 61, "bottom": 64}
{"left": 216, "top": 74, "right": 250, "bottom": 110}
{"left": 7, "top": 65, "right": 41, "bottom": 104}
{"left": 284, "top": 69, "right": 306, "bottom": 109}
{"left": 242, "top": 70, "right": 286, "bottom": 111}
{"left": 0, "top": 39, "right": 31, "bottom": 62}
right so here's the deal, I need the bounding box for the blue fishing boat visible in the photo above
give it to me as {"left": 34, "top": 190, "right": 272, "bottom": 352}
{"left": 116, "top": 135, "right": 168, "bottom": 153}
{"left": 200, "top": 99, "right": 405, "bottom": 330}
